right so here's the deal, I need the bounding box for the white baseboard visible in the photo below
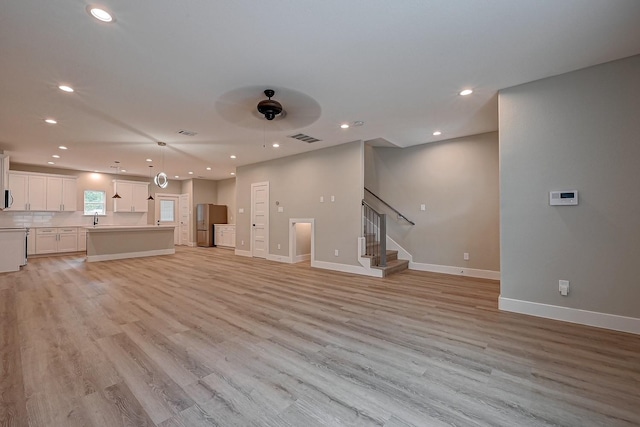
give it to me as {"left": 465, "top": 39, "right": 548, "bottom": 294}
{"left": 234, "top": 249, "right": 252, "bottom": 257}
{"left": 266, "top": 254, "right": 293, "bottom": 263}
{"left": 311, "top": 260, "right": 383, "bottom": 278}
{"left": 499, "top": 296, "right": 640, "bottom": 335}
{"left": 409, "top": 261, "right": 500, "bottom": 280}
{"left": 294, "top": 253, "right": 311, "bottom": 263}
{"left": 86, "top": 248, "right": 175, "bottom": 263}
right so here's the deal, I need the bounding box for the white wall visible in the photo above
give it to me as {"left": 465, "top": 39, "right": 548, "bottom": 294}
{"left": 499, "top": 55, "right": 640, "bottom": 326}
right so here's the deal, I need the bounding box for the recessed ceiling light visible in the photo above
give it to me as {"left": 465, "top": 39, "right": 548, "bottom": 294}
{"left": 230, "top": 155, "right": 236, "bottom": 159}
{"left": 48, "top": 161, "right": 55, "bottom": 165}
{"left": 121, "top": 169, "right": 127, "bottom": 172}
{"left": 52, "top": 155, "right": 60, "bottom": 158}
{"left": 58, "top": 85, "right": 74, "bottom": 93}
{"left": 188, "top": 171, "right": 193, "bottom": 175}
{"left": 174, "top": 175, "right": 179, "bottom": 178}
{"left": 45, "top": 118, "right": 57, "bottom": 124}
{"left": 88, "top": 7, "right": 114, "bottom": 23}
{"left": 230, "top": 172, "right": 235, "bottom": 176}
{"left": 58, "top": 146, "right": 68, "bottom": 150}
{"left": 272, "top": 143, "right": 280, "bottom": 148}
{"left": 340, "top": 124, "right": 350, "bottom": 129}
{"left": 146, "top": 158, "right": 152, "bottom": 162}
{"left": 206, "top": 167, "right": 212, "bottom": 171}
{"left": 433, "top": 131, "right": 442, "bottom": 136}
{"left": 459, "top": 89, "right": 473, "bottom": 96}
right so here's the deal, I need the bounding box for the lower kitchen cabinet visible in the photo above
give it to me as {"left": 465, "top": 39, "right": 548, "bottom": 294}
{"left": 35, "top": 227, "right": 78, "bottom": 254}
{"left": 214, "top": 224, "right": 236, "bottom": 248}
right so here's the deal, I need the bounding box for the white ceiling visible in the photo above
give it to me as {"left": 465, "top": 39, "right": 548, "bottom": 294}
{"left": 1, "top": 1, "right": 639, "bottom": 180}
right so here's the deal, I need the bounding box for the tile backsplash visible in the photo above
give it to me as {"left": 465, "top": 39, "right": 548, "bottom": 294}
{"left": 0, "top": 211, "right": 148, "bottom": 228}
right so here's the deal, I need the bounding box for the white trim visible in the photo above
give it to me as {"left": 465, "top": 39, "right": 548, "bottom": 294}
{"left": 234, "top": 249, "right": 252, "bottom": 257}
{"left": 289, "top": 218, "right": 315, "bottom": 266}
{"left": 386, "top": 236, "right": 412, "bottom": 261}
{"left": 311, "top": 260, "right": 383, "bottom": 277}
{"left": 499, "top": 297, "right": 640, "bottom": 336}
{"left": 294, "top": 254, "right": 311, "bottom": 263}
{"left": 250, "top": 181, "right": 269, "bottom": 259}
{"left": 86, "top": 248, "right": 175, "bottom": 262}
{"left": 409, "top": 261, "right": 500, "bottom": 280}
{"left": 266, "top": 254, "right": 293, "bottom": 263}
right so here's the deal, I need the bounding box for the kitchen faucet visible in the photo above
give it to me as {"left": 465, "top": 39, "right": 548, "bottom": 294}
{"left": 93, "top": 212, "right": 99, "bottom": 227}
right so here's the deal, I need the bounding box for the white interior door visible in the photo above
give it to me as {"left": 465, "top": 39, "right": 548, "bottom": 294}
{"left": 179, "top": 194, "right": 190, "bottom": 246}
{"left": 251, "top": 182, "right": 269, "bottom": 258}
{"left": 155, "top": 194, "right": 180, "bottom": 244}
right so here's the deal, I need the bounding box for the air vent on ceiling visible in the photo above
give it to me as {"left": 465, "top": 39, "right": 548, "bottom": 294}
{"left": 288, "top": 133, "right": 321, "bottom": 143}
{"left": 177, "top": 129, "right": 198, "bottom": 136}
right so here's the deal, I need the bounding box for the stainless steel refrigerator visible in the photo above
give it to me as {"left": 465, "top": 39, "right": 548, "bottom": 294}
{"left": 196, "top": 204, "right": 227, "bottom": 247}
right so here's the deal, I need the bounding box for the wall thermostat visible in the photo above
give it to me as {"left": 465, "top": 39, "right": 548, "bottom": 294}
{"left": 550, "top": 190, "right": 578, "bottom": 206}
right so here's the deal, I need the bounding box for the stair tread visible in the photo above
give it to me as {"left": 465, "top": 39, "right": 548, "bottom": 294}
{"left": 371, "top": 259, "right": 409, "bottom": 270}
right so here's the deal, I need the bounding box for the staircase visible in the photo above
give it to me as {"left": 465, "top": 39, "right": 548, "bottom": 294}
{"left": 362, "top": 240, "right": 409, "bottom": 277}
{"left": 361, "top": 200, "right": 409, "bottom": 277}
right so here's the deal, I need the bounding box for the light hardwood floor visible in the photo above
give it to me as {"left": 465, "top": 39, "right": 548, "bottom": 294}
{"left": 1, "top": 247, "right": 639, "bottom": 426}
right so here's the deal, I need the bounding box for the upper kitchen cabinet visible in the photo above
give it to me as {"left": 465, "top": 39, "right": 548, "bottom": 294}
{"left": 113, "top": 180, "right": 149, "bottom": 213}
{"left": 7, "top": 172, "right": 77, "bottom": 212}
{"left": 46, "top": 177, "right": 77, "bottom": 211}
{"left": 7, "top": 172, "right": 46, "bottom": 211}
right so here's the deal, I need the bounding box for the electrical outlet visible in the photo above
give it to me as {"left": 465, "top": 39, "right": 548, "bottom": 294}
{"left": 278, "top": 206, "right": 284, "bottom": 212}
{"left": 320, "top": 196, "right": 324, "bottom": 203}
{"left": 331, "top": 195, "right": 335, "bottom": 202}
{"left": 334, "top": 249, "right": 339, "bottom": 256}
{"left": 420, "top": 204, "right": 426, "bottom": 211}
{"left": 463, "top": 252, "right": 469, "bottom": 261}
{"left": 238, "top": 208, "right": 244, "bottom": 213}
{"left": 559, "top": 280, "right": 569, "bottom": 296}
{"left": 277, "top": 244, "right": 281, "bottom": 250}
{"left": 241, "top": 240, "right": 244, "bottom": 246}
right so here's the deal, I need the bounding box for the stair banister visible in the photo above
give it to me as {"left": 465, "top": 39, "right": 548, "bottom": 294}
{"left": 364, "top": 188, "right": 415, "bottom": 226}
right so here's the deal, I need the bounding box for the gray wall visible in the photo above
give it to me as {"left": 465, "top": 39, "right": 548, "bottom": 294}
{"left": 365, "top": 132, "right": 500, "bottom": 271}
{"left": 499, "top": 55, "right": 640, "bottom": 318}
{"left": 216, "top": 178, "right": 236, "bottom": 224}
{"left": 236, "top": 141, "right": 363, "bottom": 265}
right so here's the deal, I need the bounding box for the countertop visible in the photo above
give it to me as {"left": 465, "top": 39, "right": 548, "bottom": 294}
{"left": 85, "top": 225, "right": 175, "bottom": 232}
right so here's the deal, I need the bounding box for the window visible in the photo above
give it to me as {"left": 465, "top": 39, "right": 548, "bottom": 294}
{"left": 159, "top": 200, "right": 175, "bottom": 222}
{"left": 84, "top": 190, "right": 106, "bottom": 215}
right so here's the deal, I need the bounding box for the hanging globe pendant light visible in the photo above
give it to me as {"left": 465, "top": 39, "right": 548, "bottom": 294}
{"left": 154, "top": 142, "right": 169, "bottom": 189}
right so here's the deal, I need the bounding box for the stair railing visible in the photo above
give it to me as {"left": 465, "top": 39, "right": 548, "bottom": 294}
{"left": 362, "top": 200, "right": 387, "bottom": 267}
{"left": 364, "top": 187, "right": 415, "bottom": 225}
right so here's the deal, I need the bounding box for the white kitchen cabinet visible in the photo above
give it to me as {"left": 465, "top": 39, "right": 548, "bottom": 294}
{"left": 113, "top": 180, "right": 149, "bottom": 213}
{"left": 8, "top": 172, "right": 76, "bottom": 211}
{"left": 7, "top": 172, "right": 46, "bottom": 211}
{"left": 46, "top": 177, "right": 77, "bottom": 211}
{"left": 35, "top": 228, "right": 58, "bottom": 254}
{"left": 35, "top": 227, "right": 78, "bottom": 254}
{"left": 214, "top": 224, "right": 236, "bottom": 248}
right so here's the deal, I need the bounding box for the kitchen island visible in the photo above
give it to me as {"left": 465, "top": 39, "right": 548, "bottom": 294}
{"left": 85, "top": 225, "right": 175, "bottom": 262}
{"left": 0, "top": 227, "right": 28, "bottom": 273}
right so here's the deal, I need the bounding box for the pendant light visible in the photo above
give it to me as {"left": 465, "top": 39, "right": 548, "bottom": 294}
{"left": 154, "top": 141, "right": 168, "bottom": 188}
{"left": 111, "top": 161, "right": 122, "bottom": 199}
{"left": 147, "top": 165, "right": 155, "bottom": 200}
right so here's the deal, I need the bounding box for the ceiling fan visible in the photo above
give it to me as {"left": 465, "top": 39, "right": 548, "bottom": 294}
{"left": 215, "top": 86, "right": 321, "bottom": 131}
